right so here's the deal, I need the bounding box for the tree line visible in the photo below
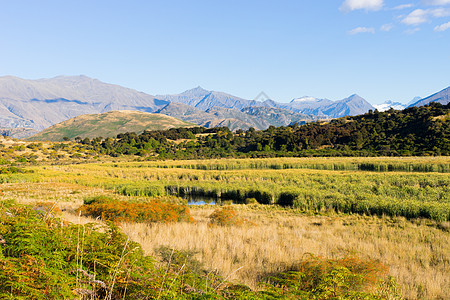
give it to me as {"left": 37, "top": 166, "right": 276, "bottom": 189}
{"left": 76, "top": 102, "right": 450, "bottom": 158}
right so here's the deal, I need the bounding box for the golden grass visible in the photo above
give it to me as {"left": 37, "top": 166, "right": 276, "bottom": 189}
{"left": 121, "top": 206, "right": 449, "bottom": 299}
{"left": 1, "top": 157, "right": 449, "bottom": 299}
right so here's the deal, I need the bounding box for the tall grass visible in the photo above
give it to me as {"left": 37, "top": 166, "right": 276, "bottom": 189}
{"left": 1, "top": 177, "right": 448, "bottom": 299}
{"left": 107, "top": 156, "right": 450, "bottom": 173}
{"left": 2, "top": 157, "right": 449, "bottom": 221}
{"left": 121, "top": 206, "right": 449, "bottom": 299}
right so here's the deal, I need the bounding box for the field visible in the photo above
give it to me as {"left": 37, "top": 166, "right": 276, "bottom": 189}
{"left": 1, "top": 156, "right": 449, "bottom": 299}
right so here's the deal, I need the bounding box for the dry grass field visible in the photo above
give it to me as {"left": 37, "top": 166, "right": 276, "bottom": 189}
{"left": 1, "top": 179, "right": 448, "bottom": 299}
{"left": 1, "top": 156, "right": 449, "bottom": 299}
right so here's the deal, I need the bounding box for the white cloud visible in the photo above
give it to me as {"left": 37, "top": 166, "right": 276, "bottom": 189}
{"left": 405, "top": 27, "right": 421, "bottom": 34}
{"left": 340, "top": 0, "right": 384, "bottom": 12}
{"left": 434, "top": 21, "right": 450, "bottom": 30}
{"left": 380, "top": 23, "right": 394, "bottom": 31}
{"left": 348, "top": 27, "right": 376, "bottom": 34}
{"left": 393, "top": 4, "right": 415, "bottom": 10}
{"left": 423, "top": 0, "right": 450, "bottom": 5}
{"left": 430, "top": 7, "right": 450, "bottom": 16}
{"left": 401, "top": 8, "right": 450, "bottom": 25}
{"left": 402, "top": 9, "right": 429, "bottom": 25}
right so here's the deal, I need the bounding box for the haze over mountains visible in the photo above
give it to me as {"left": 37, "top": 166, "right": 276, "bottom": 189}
{"left": 0, "top": 75, "right": 448, "bottom": 139}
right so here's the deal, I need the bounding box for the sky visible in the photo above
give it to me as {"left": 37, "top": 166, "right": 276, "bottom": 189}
{"left": 0, "top": 0, "right": 449, "bottom": 105}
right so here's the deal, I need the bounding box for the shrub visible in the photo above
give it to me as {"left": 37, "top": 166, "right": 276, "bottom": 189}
{"left": 0, "top": 201, "right": 158, "bottom": 299}
{"left": 208, "top": 206, "right": 255, "bottom": 227}
{"left": 262, "top": 254, "right": 401, "bottom": 299}
{"left": 0, "top": 166, "right": 31, "bottom": 174}
{"left": 78, "top": 196, "right": 194, "bottom": 223}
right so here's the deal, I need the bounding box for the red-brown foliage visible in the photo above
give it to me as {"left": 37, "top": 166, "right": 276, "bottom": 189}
{"left": 208, "top": 206, "right": 255, "bottom": 226}
{"left": 78, "top": 196, "right": 194, "bottom": 223}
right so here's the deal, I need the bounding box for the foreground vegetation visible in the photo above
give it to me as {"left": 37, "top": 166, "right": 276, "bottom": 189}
{"left": 1, "top": 199, "right": 406, "bottom": 299}
{"left": 0, "top": 155, "right": 448, "bottom": 299}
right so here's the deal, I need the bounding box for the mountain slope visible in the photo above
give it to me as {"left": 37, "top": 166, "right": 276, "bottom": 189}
{"left": 278, "top": 94, "right": 374, "bottom": 117}
{"left": 28, "top": 110, "right": 194, "bottom": 141}
{"left": 0, "top": 75, "right": 168, "bottom": 131}
{"left": 241, "top": 106, "right": 321, "bottom": 127}
{"left": 0, "top": 127, "right": 39, "bottom": 139}
{"left": 156, "top": 87, "right": 256, "bottom": 111}
{"left": 156, "top": 103, "right": 270, "bottom": 131}
{"left": 280, "top": 96, "right": 333, "bottom": 115}
{"left": 157, "top": 87, "right": 375, "bottom": 119}
{"left": 409, "top": 86, "right": 450, "bottom": 107}
{"left": 323, "top": 94, "right": 374, "bottom": 117}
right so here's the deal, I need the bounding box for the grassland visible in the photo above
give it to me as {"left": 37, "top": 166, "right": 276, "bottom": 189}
{"left": 6, "top": 157, "right": 449, "bottom": 222}
{"left": 0, "top": 156, "right": 449, "bottom": 299}
{"left": 27, "top": 110, "right": 195, "bottom": 141}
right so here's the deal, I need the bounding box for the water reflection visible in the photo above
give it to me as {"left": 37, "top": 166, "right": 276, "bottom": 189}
{"left": 184, "top": 196, "right": 236, "bottom": 206}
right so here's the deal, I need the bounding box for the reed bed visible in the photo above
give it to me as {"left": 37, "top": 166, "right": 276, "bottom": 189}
{"left": 5, "top": 157, "right": 449, "bottom": 221}
{"left": 1, "top": 178, "right": 449, "bottom": 299}
{"left": 103, "top": 156, "right": 450, "bottom": 173}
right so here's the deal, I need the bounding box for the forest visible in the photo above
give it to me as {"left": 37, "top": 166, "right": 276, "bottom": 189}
{"left": 75, "top": 102, "right": 450, "bottom": 159}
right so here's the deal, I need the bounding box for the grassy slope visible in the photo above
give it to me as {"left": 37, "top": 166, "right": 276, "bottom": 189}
{"left": 27, "top": 110, "right": 195, "bottom": 141}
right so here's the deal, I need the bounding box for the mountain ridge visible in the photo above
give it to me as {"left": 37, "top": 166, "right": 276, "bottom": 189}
{"left": 2, "top": 75, "right": 445, "bottom": 138}
{"left": 408, "top": 86, "right": 450, "bottom": 107}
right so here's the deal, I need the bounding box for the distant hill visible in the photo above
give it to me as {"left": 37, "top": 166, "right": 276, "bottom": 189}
{"left": 0, "top": 127, "right": 39, "bottom": 139}
{"left": 0, "top": 75, "right": 168, "bottom": 131}
{"left": 241, "top": 106, "right": 321, "bottom": 127}
{"left": 156, "top": 86, "right": 259, "bottom": 111}
{"left": 156, "top": 103, "right": 321, "bottom": 131}
{"left": 409, "top": 86, "right": 450, "bottom": 107}
{"left": 28, "top": 110, "right": 194, "bottom": 141}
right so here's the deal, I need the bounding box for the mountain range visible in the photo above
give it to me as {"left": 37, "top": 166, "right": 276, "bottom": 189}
{"left": 0, "top": 75, "right": 448, "bottom": 139}
{"left": 0, "top": 75, "right": 166, "bottom": 130}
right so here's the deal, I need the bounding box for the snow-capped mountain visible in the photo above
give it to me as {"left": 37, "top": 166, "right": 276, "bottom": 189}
{"left": 373, "top": 100, "right": 406, "bottom": 112}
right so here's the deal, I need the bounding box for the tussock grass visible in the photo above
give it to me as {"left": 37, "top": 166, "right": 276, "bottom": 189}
{"left": 121, "top": 205, "right": 449, "bottom": 299}
{"left": 1, "top": 157, "right": 449, "bottom": 299}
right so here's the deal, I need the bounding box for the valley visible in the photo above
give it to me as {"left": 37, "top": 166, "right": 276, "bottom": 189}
{"left": 0, "top": 156, "right": 448, "bottom": 299}
{"left": 0, "top": 96, "right": 448, "bottom": 299}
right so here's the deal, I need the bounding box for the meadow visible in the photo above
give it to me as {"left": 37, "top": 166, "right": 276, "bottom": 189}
{"left": 0, "top": 156, "right": 449, "bottom": 299}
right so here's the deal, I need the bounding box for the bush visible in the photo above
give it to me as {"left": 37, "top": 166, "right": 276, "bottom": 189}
{"left": 78, "top": 196, "right": 194, "bottom": 223}
{"left": 209, "top": 206, "right": 254, "bottom": 227}
{"left": 0, "top": 201, "right": 157, "bottom": 299}
{"left": 262, "top": 254, "right": 401, "bottom": 299}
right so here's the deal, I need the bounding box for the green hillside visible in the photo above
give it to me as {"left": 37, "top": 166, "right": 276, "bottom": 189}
{"left": 86, "top": 102, "right": 450, "bottom": 158}
{"left": 28, "top": 110, "right": 195, "bottom": 141}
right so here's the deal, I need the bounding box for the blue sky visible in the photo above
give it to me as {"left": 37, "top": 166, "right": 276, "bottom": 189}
{"left": 0, "top": 0, "right": 449, "bottom": 104}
